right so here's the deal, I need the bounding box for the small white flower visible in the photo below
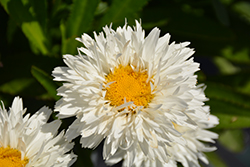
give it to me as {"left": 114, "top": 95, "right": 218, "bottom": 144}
{"left": 0, "top": 97, "right": 77, "bottom": 167}
{"left": 52, "top": 20, "right": 219, "bottom": 166}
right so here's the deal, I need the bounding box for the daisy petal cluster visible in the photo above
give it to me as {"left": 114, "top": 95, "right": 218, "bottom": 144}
{"left": 0, "top": 97, "right": 77, "bottom": 167}
{"left": 107, "top": 115, "right": 219, "bottom": 167}
{"left": 53, "top": 20, "right": 219, "bottom": 166}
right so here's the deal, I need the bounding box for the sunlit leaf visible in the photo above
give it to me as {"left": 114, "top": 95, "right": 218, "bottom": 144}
{"left": 31, "top": 66, "right": 59, "bottom": 100}
{"left": 22, "top": 22, "right": 49, "bottom": 54}
{"left": 0, "top": 0, "right": 49, "bottom": 55}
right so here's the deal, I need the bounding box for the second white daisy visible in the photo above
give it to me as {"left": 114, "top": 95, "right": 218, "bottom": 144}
{"left": 0, "top": 97, "right": 76, "bottom": 167}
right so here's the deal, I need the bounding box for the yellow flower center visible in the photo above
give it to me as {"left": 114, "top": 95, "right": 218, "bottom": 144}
{"left": 105, "top": 65, "right": 154, "bottom": 108}
{"left": 0, "top": 146, "right": 29, "bottom": 167}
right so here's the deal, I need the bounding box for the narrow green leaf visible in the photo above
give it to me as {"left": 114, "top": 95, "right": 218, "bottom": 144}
{"left": 213, "top": 56, "right": 240, "bottom": 75}
{"left": 31, "top": 66, "right": 59, "bottom": 100}
{"left": 30, "top": 0, "right": 47, "bottom": 31}
{"left": 0, "top": 0, "right": 9, "bottom": 11}
{"left": 6, "top": 17, "right": 18, "bottom": 43}
{"left": 0, "top": 0, "right": 49, "bottom": 55}
{"left": 205, "top": 82, "right": 250, "bottom": 109}
{"left": 21, "top": 21, "right": 49, "bottom": 55}
{"left": 219, "top": 129, "right": 244, "bottom": 152}
{"left": 215, "top": 113, "right": 250, "bottom": 129}
{"left": 208, "top": 99, "right": 250, "bottom": 129}
{"left": 62, "top": 0, "right": 100, "bottom": 54}
{"left": 221, "top": 46, "right": 250, "bottom": 64}
{"left": 208, "top": 72, "right": 250, "bottom": 96}
{"left": 100, "top": 0, "right": 149, "bottom": 27}
{"left": 66, "top": 0, "right": 99, "bottom": 38}
{"left": 62, "top": 38, "right": 80, "bottom": 55}
{"left": 0, "top": 78, "right": 35, "bottom": 95}
{"left": 205, "top": 82, "right": 250, "bottom": 129}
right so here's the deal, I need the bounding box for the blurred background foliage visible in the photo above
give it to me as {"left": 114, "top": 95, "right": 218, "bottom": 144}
{"left": 0, "top": 0, "right": 250, "bottom": 166}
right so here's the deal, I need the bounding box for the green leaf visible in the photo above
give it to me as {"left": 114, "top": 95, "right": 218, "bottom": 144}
{"left": 61, "top": 35, "right": 81, "bottom": 55}
{"left": 219, "top": 129, "right": 244, "bottom": 152}
{"left": 62, "top": 0, "right": 100, "bottom": 54}
{"left": 95, "top": 1, "right": 108, "bottom": 16}
{"left": 6, "top": 17, "right": 18, "bottom": 43}
{"left": 99, "top": 0, "right": 149, "bottom": 28}
{"left": 31, "top": 66, "right": 59, "bottom": 100}
{"left": 208, "top": 99, "right": 250, "bottom": 129}
{"left": 205, "top": 82, "right": 250, "bottom": 129}
{"left": 208, "top": 72, "right": 250, "bottom": 96}
{"left": 21, "top": 21, "right": 49, "bottom": 55}
{"left": 65, "top": 0, "right": 99, "bottom": 38}
{"left": 0, "top": 78, "right": 35, "bottom": 95}
{"left": 233, "top": 1, "right": 250, "bottom": 23}
{"left": 0, "top": 0, "right": 49, "bottom": 55}
{"left": 205, "top": 82, "right": 250, "bottom": 109}
{"left": 206, "top": 151, "right": 227, "bottom": 167}
{"left": 221, "top": 46, "right": 250, "bottom": 64}
{"left": 213, "top": 56, "right": 240, "bottom": 75}
{"left": 29, "top": 0, "right": 47, "bottom": 31}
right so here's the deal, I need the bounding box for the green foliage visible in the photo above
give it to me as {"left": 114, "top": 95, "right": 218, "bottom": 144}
{"left": 99, "top": 0, "right": 149, "bottom": 27}
{"left": 0, "top": 78, "right": 35, "bottom": 95}
{"left": 62, "top": 0, "right": 100, "bottom": 54}
{"left": 219, "top": 129, "right": 244, "bottom": 152}
{"left": 1, "top": 0, "right": 250, "bottom": 166}
{"left": 31, "top": 66, "right": 60, "bottom": 100}
{"left": 233, "top": 1, "right": 250, "bottom": 23}
{"left": 206, "top": 151, "right": 227, "bottom": 167}
{"left": 0, "top": 0, "right": 49, "bottom": 55}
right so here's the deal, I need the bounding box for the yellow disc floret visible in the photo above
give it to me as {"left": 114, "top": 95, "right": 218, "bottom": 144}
{"left": 0, "top": 146, "right": 29, "bottom": 167}
{"left": 105, "top": 65, "right": 154, "bottom": 108}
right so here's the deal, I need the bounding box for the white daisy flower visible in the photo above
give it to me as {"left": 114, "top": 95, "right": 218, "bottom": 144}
{"left": 0, "top": 97, "right": 77, "bottom": 167}
{"left": 52, "top": 20, "right": 219, "bottom": 166}
{"left": 106, "top": 115, "right": 219, "bottom": 167}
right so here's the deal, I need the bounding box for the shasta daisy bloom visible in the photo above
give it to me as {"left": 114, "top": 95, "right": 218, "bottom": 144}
{"left": 0, "top": 97, "right": 77, "bottom": 167}
{"left": 52, "top": 20, "right": 219, "bottom": 166}
{"left": 106, "top": 115, "right": 219, "bottom": 167}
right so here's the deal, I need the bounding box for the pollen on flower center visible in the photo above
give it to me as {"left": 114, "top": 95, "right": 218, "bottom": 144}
{"left": 0, "top": 146, "right": 29, "bottom": 167}
{"left": 105, "top": 65, "right": 154, "bottom": 108}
